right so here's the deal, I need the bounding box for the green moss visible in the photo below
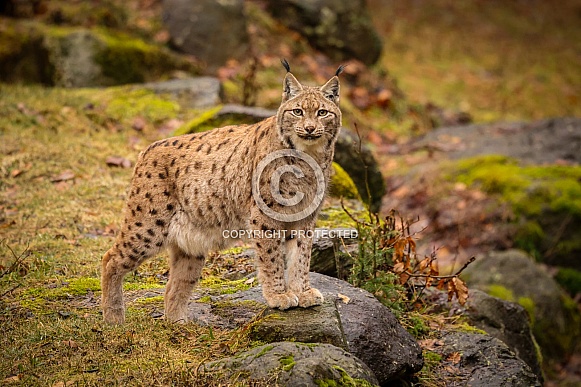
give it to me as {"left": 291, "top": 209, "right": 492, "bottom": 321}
{"left": 254, "top": 344, "right": 274, "bottom": 359}
{"left": 555, "top": 267, "right": 581, "bottom": 295}
{"left": 134, "top": 295, "right": 164, "bottom": 305}
{"left": 279, "top": 354, "right": 295, "bottom": 372}
{"left": 449, "top": 155, "right": 581, "bottom": 262}
{"left": 103, "top": 87, "right": 180, "bottom": 123}
{"left": 423, "top": 350, "right": 443, "bottom": 365}
{"left": 93, "top": 29, "right": 197, "bottom": 85}
{"left": 329, "top": 163, "right": 361, "bottom": 200}
{"left": 517, "top": 296, "right": 536, "bottom": 323}
{"left": 316, "top": 206, "right": 359, "bottom": 229}
{"left": 173, "top": 105, "right": 223, "bottom": 136}
{"left": 23, "top": 277, "right": 101, "bottom": 300}
{"left": 454, "top": 322, "right": 487, "bottom": 335}
{"left": 199, "top": 276, "right": 252, "bottom": 295}
{"left": 315, "top": 365, "right": 378, "bottom": 387}
{"left": 487, "top": 284, "right": 515, "bottom": 301}
{"left": 122, "top": 281, "right": 165, "bottom": 291}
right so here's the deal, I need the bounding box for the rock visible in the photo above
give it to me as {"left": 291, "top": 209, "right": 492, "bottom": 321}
{"left": 0, "top": 21, "right": 199, "bottom": 87}
{"left": 436, "top": 331, "right": 541, "bottom": 387}
{"left": 465, "top": 289, "right": 543, "bottom": 380}
{"left": 462, "top": 249, "right": 581, "bottom": 364}
{"left": 428, "top": 288, "right": 543, "bottom": 380}
{"left": 204, "top": 341, "right": 379, "bottom": 386}
{"left": 144, "top": 77, "right": 222, "bottom": 109}
{"left": 418, "top": 118, "right": 581, "bottom": 165}
{"left": 265, "top": 0, "right": 382, "bottom": 65}
{"left": 201, "top": 272, "right": 424, "bottom": 384}
{"left": 329, "top": 162, "right": 360, "bottom": 201}
{"left": 334, "top": 127, "right": 386, "bottom": 212}
{"left": 310, "top": 227, "right": 357, "bottom": 278}
{"left": 162, "top": 0, "right": 249, "bottom": 72}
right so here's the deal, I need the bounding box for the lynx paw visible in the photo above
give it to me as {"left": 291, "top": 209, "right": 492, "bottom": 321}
{"left": 264, "top": 291, "right": 299, "bottom": 310}
{"left": 297, "top": 288, "right": 324, "bottom": 308}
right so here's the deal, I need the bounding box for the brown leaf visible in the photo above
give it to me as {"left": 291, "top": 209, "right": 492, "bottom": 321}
{"left": 453, "top": 277, "right": 469, "bottom": 305}
{"left": 337, "top": 293, "right": 350, "bottom": 304}
{"left": 446, "top": 352, "right": 462, "bottom": 364}
{"left": 393, "top": 262, "right": 405, "bottom": 273}
{"left": 106, "top": 156, "right": 132, "bottom": 169}
{"left": 419, "top": 339, "right": 444, "bottom": 350}
{"left": 50, "top": 170, "right": 75, "bottom": 183}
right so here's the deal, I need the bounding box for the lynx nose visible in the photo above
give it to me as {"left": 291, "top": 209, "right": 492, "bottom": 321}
{"left": 305, "top": 126, "right": 315, "bottom": 134}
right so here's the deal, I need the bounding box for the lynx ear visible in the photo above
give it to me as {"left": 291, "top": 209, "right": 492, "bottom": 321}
{"left": 282, "top": 72, "right": 303, "bottom": 102}
{"left": 320, "top": 76, "right": 340, "bottom": 105}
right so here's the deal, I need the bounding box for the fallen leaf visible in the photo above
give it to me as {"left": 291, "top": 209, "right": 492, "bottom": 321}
{"left": 132, "top": 116, "right": 146, "bottom": 131}
{"left": 337, "top": 293, "right": 350, "bottom": 304}
{"left": 419, "top": 339, "right": 444, "bottom": 350}
{"left": 62, "top": 340, "right": 79, "bottom": 349}
{"left": 447, "top": 352, "right": 461, "bottom": 364}
{"left": 50, "top": 170, "right": 75, "bottom": 183}
{"left": 244, "top": 277, "right": 255, "bottom": 285}
{"left": 106, "top": 156, "right": 132, "bottom": 169}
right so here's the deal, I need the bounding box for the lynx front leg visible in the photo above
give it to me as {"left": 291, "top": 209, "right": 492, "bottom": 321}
{"left": 286, "top": 228, "right": 323, "bottom": 308}
{"left": 164, "top": 244, "right": 205, "bottom": 323}
{"left": 253, "top": 229, "right": 298, "bottom": 310}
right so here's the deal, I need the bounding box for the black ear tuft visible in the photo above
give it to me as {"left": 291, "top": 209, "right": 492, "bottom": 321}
{"left": 335, "top": 64, "right": 346, "bottom": 77}
{"left": 281, "top": 58, "right": 291, "bottom": 73}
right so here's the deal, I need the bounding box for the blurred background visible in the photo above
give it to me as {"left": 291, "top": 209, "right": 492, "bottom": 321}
{"left": 1, "top": 0, "right": 580, "bottom": 385}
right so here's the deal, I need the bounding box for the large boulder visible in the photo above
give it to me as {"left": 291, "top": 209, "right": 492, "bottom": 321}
{"left": 265, "top": 0, "right": 382, "bottom": 65}
{"left": 435, "top": 331, "right": 541, "bottom": 387}
{"left": 190, "top": 272, "right": 424, "bottom": 385}
{"left": 0, "top": 22, "right": 199, "bottom": 87}
{"left": 204, "top": 341, "right": 379, "bottom": 386}
{"left": 462, "top": 249, "right": 581, "bottom": 364}
{"left": 428, "top": 288, "right": 543, "bottom": 380}
{"left": 162, "top": 0, "right": 249, "bottom": 72}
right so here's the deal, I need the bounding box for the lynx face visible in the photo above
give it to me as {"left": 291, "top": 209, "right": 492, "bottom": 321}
{"left": 277, "top": 73, "right": 342, "bottom": 151}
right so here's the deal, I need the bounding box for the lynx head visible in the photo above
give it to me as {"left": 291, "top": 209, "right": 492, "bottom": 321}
{"left": 277, "top": 60, "right": 343, "bottom": 151}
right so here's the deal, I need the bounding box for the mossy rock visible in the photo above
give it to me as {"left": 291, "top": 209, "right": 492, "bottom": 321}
{"left": 329, "top": 162, "right": 360, "bottom": 200}
{"left": 0, "top": 20, "right": 200, "bottom": 87}
{"left": 204, "top": 342, "right": 379, "bottom": 386}
{"left": 462, "top": 250, "right": 581, "bottom": 365}
{"left": 448, "top": 155, "right": 581, "bottom": 269}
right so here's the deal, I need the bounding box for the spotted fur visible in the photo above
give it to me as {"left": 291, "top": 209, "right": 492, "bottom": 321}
{"left": 101, "top": 67, "right": 342, "bottom": 323}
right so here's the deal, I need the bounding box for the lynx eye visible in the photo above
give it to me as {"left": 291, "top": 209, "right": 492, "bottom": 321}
{"left": 317, "top": 109, "right": 328, "bottom": 117}
{"left": 292, "top": 109, "right": 303, "bottom": 116}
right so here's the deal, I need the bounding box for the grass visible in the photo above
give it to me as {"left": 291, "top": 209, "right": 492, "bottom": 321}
{"left": 0, "top": 84, "right": 268, "bottom": 385}
{"left": 369, "top": 0, "right": 581, "bottom": 123}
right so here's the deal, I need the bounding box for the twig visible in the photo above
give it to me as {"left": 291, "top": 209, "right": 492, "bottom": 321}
{"left": 399, "top": 256, "right": 475, "bottom": 280}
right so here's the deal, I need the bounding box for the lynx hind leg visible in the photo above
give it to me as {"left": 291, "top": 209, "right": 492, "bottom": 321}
{"left": 286, "top": 233, "right": 323, "bottom": 308}
{"left": 101, "top": 244, "right": 143, "bottom": 324}
{"left": 164, "top": 244, "right": 205, "bottom": 323}
{"left": 254, "top": 233, "right": 298, "bottom": 310}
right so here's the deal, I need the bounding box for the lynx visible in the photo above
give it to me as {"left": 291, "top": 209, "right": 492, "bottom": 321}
{"left": 101, "top": 61, "right": 343, "bottom": 323}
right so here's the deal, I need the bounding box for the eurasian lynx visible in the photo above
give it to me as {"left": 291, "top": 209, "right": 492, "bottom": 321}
{"left": 101, "top": 61, "right": 343, "bottom": 323}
